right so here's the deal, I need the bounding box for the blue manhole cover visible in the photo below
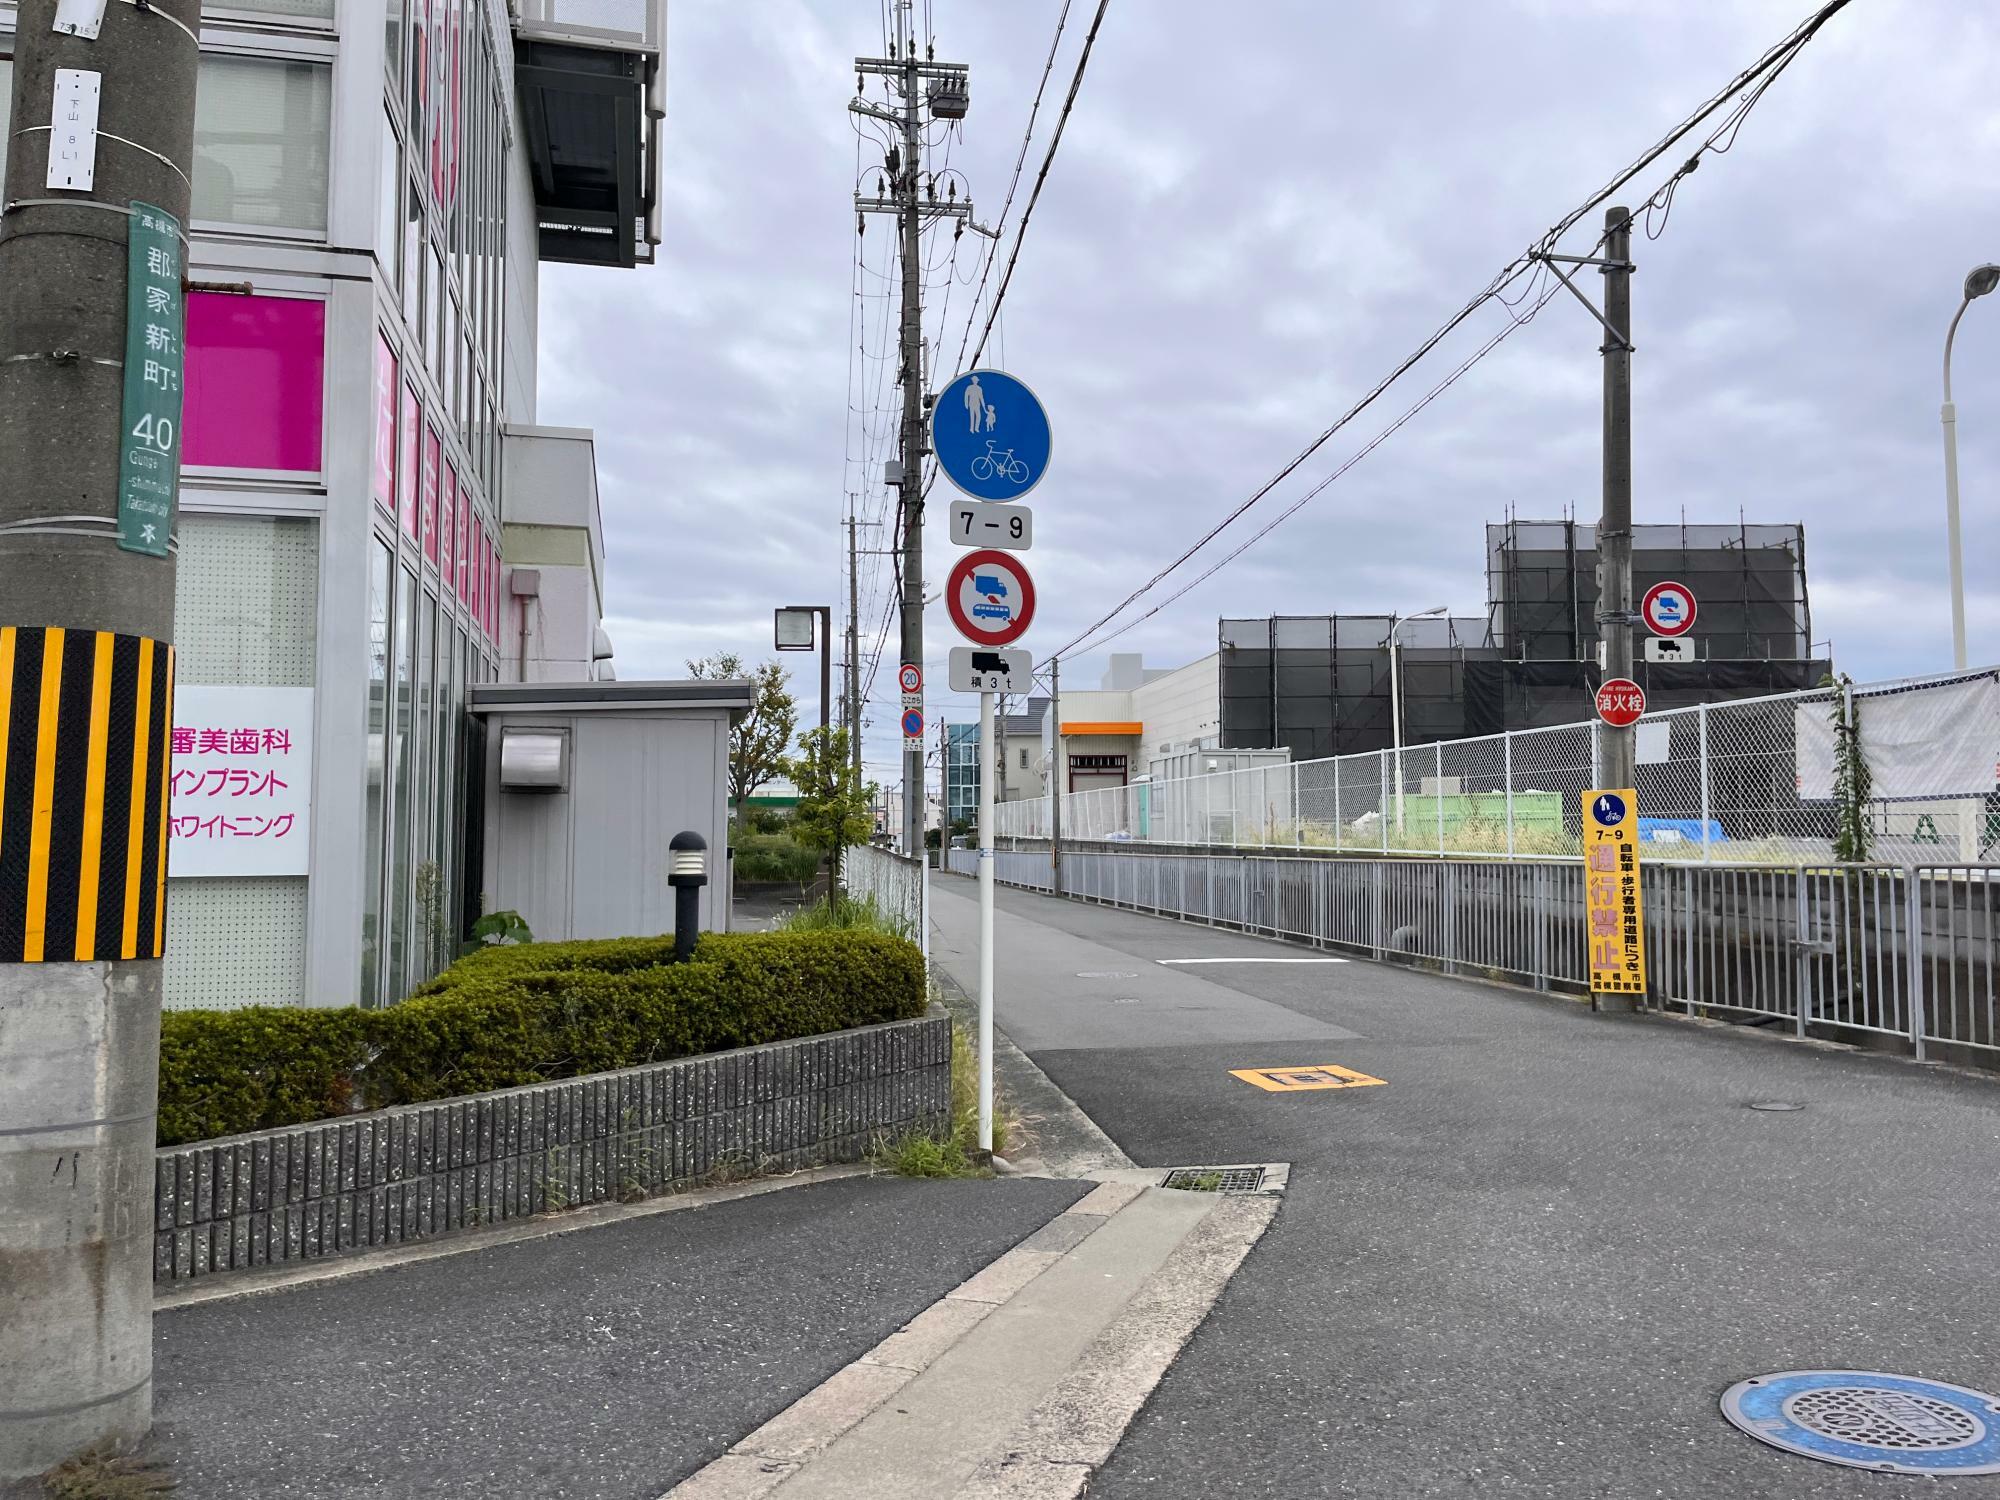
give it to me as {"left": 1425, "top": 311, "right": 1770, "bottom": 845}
{"left": 1722, "top": 1371, "right": 2000, "bottom": 1475}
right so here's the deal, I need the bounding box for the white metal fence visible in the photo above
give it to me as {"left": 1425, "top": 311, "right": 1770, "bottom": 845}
{"left": 843, "top": 843, "right": 929, "bottom": 961}
{"left": 996, "top": 668, "right": 2000, "bottom": 865}
{"left": 946, "top": 847, "right": 2000, "bottom": 1063}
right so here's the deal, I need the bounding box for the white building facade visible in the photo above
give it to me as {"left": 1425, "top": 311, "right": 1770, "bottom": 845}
{"left": 0, "top": 0, "right": 663, "bottom": 1009}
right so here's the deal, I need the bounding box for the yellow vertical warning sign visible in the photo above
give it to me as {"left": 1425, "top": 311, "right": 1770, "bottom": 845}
{"left": 1584, "top": 788, "right": 1645, "bottom": 995}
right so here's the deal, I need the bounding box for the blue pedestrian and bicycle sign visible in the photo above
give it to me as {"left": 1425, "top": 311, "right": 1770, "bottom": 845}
{"left": 932, "top": 369, "right": 1052, "bottom": 500}
{"left": 1721, "top": 1370, "right": 2000, "bottom": 1475}
{"left": 1589, "top": 793, "right": 1628, "bottom": 828}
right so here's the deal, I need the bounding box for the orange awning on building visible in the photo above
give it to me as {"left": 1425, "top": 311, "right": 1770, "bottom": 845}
{"left": 1059, "top": 722, "right": 1143, "bottom": 737}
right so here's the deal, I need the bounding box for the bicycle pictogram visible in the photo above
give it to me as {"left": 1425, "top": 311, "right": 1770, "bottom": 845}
{"left": 968, "top": 441, "right": 1030, "bottom": 485}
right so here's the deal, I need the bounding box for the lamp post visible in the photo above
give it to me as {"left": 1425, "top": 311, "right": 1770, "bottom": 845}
{"left": 1941, "top": 264, "right": 1999, "bottom": 672}
{"left": 668, "top": 831, "right": 709, "bottom": 963}
{"left": 1388, "top": 606, "right": 1447, "bottom": 834}
{"left": 774, "top": 606, "right": 833, "bottom": 730}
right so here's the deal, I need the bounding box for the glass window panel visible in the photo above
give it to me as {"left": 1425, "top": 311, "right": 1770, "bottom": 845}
{"left": 402, "top": 171, "right": 422, "bottom": 327}
{"left": 386, "top": 0, "right": 406, "bottom": 93}
{"left": 207, "top": 0, "right": 334, "bottom": 18}
{"left": 174, "top": 514, "right": 320, "bottom": 685}
{"left": 388, "top": 566, "right": 418, "bottom": 1001}
{"left": 192, "top": 56, "right": 332, "bottom": 232}
{"left": 412, "top": 598, "right": 436, "bottom": 985}
{"left": 362, "top": 541, "right": 391, "bottom": 1007}
{"left": 376, "top": 112, "right": 402, "bottom": 291}
{"left": 421, "top": 242, "right": 439, "bottom": 376}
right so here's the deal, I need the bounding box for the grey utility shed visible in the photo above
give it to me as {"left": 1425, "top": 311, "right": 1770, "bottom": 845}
{"left": 468, "top": 680, "right": 753, "bottom": 942}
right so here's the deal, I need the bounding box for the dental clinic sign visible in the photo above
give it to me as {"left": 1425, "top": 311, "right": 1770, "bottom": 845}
{"left": 169, "top": 686, "right": 314, "bottom": 877}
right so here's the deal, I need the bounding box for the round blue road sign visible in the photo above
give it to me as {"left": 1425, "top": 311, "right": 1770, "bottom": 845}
{"left": 901, "top": 707, "right": 924, "bottom": 739}
{"left": 1589, "top": 793, "right": 1627, "bottom": 828}
{"left": 932, "top": 369, "right": 1051, "bottom": 500}
{"left": 1721, "top": 1371, "right": 2000, "bottom": 1475}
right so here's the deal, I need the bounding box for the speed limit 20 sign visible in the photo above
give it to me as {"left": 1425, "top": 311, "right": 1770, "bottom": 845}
{"left": 897, "top": 663, "right": 922, "bottom": 695}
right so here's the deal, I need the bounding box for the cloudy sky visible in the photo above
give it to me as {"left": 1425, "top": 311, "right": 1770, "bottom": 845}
{"left": 538, "top": 0, "right": 2000, "bottom": 781}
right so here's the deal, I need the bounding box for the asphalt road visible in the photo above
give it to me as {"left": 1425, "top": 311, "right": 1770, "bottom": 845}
{"left": 930, "top": 877, "right": 2000, "bottom": 1499}
{"left": 152, "top": 1173, "right": 1086, "bottom": 1500}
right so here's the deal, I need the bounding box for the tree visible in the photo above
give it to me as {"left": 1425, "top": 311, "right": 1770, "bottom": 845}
{"left": 689, "top": 652, "right": 797, "bottom": 808}
{"left": 786, "top": 726, "right": 875, "bottom": 890}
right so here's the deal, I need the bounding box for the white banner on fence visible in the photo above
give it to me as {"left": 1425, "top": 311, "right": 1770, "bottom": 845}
{"left": 1795, "top": 674, "right": 1999, "bottom": 801}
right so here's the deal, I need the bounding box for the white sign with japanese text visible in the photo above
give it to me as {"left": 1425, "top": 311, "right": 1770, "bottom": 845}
{"left": 170, "top": 686, "right": 314, "bottom": 878}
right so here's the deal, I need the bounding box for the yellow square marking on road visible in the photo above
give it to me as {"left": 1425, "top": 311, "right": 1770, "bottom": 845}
{"left": 1230, "top": 1064, "right": 1386, "bottom": 1093}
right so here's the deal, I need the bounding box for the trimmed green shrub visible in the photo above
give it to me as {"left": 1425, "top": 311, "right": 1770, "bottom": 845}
{"left": 731, "top": 831, "right": 822, "bottom": 883}
{"left": 157, "top": 928, "right": 926, "bottom": 1147}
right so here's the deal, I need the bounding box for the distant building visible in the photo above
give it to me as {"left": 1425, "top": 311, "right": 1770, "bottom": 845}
{"left": 1039, "top": 657, "right": 1224, "bottom": 793}
{"left": 945, "top": 697, "right": 1050, "bottom": 824}
{"left": 1219, "top": 518, "right": 1829, "bottom": 759}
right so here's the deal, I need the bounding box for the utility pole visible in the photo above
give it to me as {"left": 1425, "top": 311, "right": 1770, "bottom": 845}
{"left": 853, "top": 1, "right": 976, "bottom": 857}
{"left": 0, "top": 0, "right": 200, "bottom": 1476}
{"left": 1050, "top": 657, "right": 1064, "bottom": 895}
{"left": 846, "top": 515, "right": 862, "bottom": 784}
{"left": 1598, "top": 206, "right": 1636, "bottom": 794}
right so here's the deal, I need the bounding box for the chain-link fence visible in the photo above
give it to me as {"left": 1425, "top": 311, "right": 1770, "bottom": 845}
{"left": 992, "top": 668, "right": 2000, "bottom": 865}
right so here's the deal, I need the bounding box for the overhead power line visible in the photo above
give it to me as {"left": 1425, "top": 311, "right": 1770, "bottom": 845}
{"left": 1043, "top": 0, "right": 1853, "bottom": 666}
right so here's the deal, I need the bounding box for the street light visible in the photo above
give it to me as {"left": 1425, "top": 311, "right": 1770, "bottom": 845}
{"left": 1388, "top": 606, "right": 1447, "bottom": 833}
{"left": 1940, "top": 264, "right": 1998, "bottom": 672}
{"left": 774, "top": 606, "right": 833, "bottom": 732}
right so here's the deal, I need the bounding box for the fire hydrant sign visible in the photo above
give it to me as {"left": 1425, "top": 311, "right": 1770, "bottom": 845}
{"left": 1584, "top": 789, "right": 1646, "bottom": 996}
{"left": 169, "top": 686, "right": 313, "bottom": 877}
{"left": 117, "top": 202, "right": 184, "bottom": 557}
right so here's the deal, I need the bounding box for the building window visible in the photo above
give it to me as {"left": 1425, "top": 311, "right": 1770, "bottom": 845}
{"left": 388, "top": 566, "right": 419, "bottom": 1000}
{"left": 207, "top": 0, "right": 335, "bottom": 19}
{"left": 183, "top": 293, "right": 326, "bottom": 473}
{"left": 377, "top": 112, "right": 404, "bottom": 290}
{"left": 362, "top": 541, "right": 392, "bottom": 1007}
{"left": 172, "top": 514, "right": 318, "bottom": 686}
{"left": 1020, "top": 748, "right": 1030, "bottom": 770}
{"left": 192, "top": 55, "right": 332, "bottom": 233}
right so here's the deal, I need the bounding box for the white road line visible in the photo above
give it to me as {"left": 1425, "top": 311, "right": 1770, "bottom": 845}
{"left": 1155, "top": 957, "right": 1348, "bottom": 965}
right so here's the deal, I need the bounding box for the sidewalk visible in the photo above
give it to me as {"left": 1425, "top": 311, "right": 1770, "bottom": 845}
{"left": 149, "top": 1174, "right": 1089, "bottom": 1499}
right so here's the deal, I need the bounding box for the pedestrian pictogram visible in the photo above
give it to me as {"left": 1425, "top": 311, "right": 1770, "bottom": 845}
{"left": 1596, "top": 677, "right": 1646, "bottom": 727}
{"left": 945, "top": 550, "right": 1036, "bottom": 647}
{"left": 898, "top": 663, "right": 922, "bottom": 694}
{"left": 1640, "top": 580, "right": 1697, "bottom": 638}
{"left": 932, "top": 370, "right": 1052, "bottom": 501}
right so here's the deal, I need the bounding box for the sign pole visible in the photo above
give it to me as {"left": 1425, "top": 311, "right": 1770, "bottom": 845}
{"left": 977, "top": 687, "right": 996, "bottom": 1155}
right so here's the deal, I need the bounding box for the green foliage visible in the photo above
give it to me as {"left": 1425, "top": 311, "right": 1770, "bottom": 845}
{"left": 460, "top": 908, "right": 533, "bottom": 956}
{"left": 156, "top": 929, "right": 927, "bottom": 1147}
{"left": 732, "top": 831, "right": 823, "bottom": 883}
{"left": 691, "top": 651, "right": 797, "bottom": 806}
{"left": 786, "top": 725, "right": 875, "bottom": 887}
{"left": 739, "top": 803, "right": 794, "bottom": 836}
{"left": 778, "top": 892, "right": 913, "bottom": 942}
{"left": 874, "top": 1023, "right": 1007, "bottom": 1179}
{"left": 1824, "top": 673, "right": 1874, "bottom": 862}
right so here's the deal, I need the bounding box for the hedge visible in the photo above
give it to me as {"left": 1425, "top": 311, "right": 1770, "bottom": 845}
{"left": 157, "top": 928, "right": 926, "bottom": 1147}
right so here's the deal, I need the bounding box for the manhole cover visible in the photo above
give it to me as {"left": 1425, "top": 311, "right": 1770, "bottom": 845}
{"left": 1747, "top": 1101, "right": 1804, "bottom": 1112}
{"left": 1721, "top": 1371, "right": 2000, "bottom": 1475}
{"left": 1162, "top": 1166, "right": 1266, "bottom": 1194}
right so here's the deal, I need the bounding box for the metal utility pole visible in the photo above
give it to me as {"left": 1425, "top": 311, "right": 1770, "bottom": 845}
{"left": 1049, "top": 657, "right": 1064, "bottom": 895}
{"left": 1598, "top": 206, "right": 1637, "bottom": 794}
{"left": 846, "top": 516, "right": 863, "bottom": 781}
{"left": 0, "top": 0, "right": 200, "bottom": 1476}
{"left": 853, "top": 1, "right": 976, "bottom": 857}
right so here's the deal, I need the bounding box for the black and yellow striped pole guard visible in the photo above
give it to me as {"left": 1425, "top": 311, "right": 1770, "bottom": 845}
{"left": 0, "top": 626, "right": 175, "bottom": 963}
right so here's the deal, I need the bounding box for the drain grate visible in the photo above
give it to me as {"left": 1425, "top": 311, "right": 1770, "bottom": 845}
{"left": 1722, "top": 1371, "right": 2000, "bottom": 1475}
{"left": 1162, "top": 1166, "right": 1266, "bottom": 1194}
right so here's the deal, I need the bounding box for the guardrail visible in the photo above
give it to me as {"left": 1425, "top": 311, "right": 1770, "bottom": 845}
{"left": 946, "top": 847, "right": 1999, "bottom": 1065}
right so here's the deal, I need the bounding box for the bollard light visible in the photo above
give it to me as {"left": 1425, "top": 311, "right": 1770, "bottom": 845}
{"left": 668, "top": 830, "right": 708, "bottom": 962}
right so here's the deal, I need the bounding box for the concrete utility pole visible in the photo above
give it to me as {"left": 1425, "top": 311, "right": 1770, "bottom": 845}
{"left": 1598, "top": 206, "right": 1637, "bottom": 794}
{"left": 853, "top": 1, "right": 975, "bottom": 858}
{"left": 0, "top": 0, "right": 201, "bottom": 1476}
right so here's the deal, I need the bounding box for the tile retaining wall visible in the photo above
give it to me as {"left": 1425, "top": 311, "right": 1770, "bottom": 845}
{"left": 154, "top": 1014, "right": 952, "bottom": 1284}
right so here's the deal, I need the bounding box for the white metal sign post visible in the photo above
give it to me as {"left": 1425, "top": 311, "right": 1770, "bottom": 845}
{"left": 943, "top": 465, "right": 1045, "bottom": 1156}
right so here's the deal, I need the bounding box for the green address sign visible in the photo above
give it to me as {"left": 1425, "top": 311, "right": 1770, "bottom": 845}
{"left": 117, "top": 202, "right": 183, "bottom": 557}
